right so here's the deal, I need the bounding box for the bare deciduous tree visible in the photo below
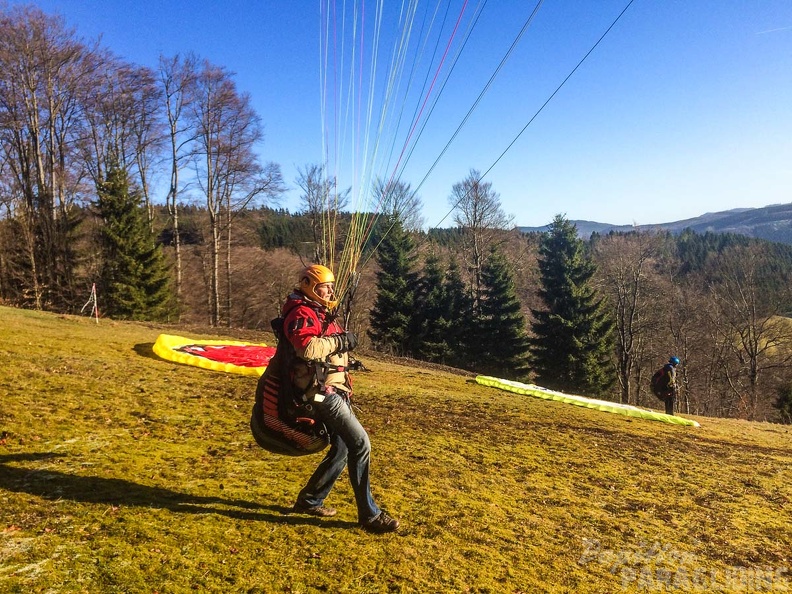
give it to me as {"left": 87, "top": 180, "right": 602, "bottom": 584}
{"left": 0, "top": 5, "right": 93, "bottom": 309}
{"left": 159, "top": 53, "right": 198, "bottom": 302}
{"left": 191, "top": 60, "right": 283, "bottom": 326}
{"left": 128, "top": 64, "right": 165, "bottom": 225}
{"left": 81, "top": 54, "right": 140, "bottom": 186}
{"left": 706, "top": 245, "right": 792, "bottom": 420}
{"left": 594, "top": 232, "right": 666, "bottom": 405}
{"left": 295, "top": 163, "right": 348, "bottom": 264}
{"left": 449, "top": 168, "right": 513, "bottom": 313}
{"left": 372, "top": 176, "right": 423, "bottom": 232}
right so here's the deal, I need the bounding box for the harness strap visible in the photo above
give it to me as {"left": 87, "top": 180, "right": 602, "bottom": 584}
{"left": 319, "top": 362, "right": 348, "bottom": 373}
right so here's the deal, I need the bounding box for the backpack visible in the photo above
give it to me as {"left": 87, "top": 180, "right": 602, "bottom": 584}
{"left": 650, "top": 366, "right": 671, "bottom": 399}
{"left": 249, "top": 317, "right": 329, "bottom": 456}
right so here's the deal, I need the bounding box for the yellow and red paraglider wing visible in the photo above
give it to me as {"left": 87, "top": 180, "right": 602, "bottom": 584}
{"left": 153, "top": 334, "right": 275, "bottom": 377}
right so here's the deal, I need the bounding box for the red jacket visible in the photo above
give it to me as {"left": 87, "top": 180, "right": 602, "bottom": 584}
{"left": 282, "top": 291, "right": 350, "bottom": 397}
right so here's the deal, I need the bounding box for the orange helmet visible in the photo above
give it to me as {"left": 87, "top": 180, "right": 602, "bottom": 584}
{"left": 297, "top": 264, "right": 338, "bottom": 309}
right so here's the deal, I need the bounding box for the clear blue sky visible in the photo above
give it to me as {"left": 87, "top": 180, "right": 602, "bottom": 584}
{"left": 10, "top": 0, "right": 792, "bottom": 228}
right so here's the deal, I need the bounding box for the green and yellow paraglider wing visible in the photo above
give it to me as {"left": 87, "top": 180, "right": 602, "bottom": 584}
{"left": 476, "top": 376, "right": 700, "bottom": 427}
{"left": 153, "top": 334, "right": 275, "bottom": 377}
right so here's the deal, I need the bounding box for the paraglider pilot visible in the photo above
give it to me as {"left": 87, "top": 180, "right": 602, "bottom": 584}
{"left": 284, "top": 264, "right": 399, "bottom": 533}
{"left": 661, "top": 356, "right": 680, "bottom": 415}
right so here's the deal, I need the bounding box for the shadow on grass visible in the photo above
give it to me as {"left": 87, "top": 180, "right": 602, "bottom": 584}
{"left": 0, "top": 453, "right": 357, "bottom": 529}
{"left": 134, "top": 342, "right": 161, "bottom": 362}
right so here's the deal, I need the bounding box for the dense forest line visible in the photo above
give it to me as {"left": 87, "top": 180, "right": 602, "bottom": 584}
{"left": 4, "top": 197, "right": 792, "bottom": 424}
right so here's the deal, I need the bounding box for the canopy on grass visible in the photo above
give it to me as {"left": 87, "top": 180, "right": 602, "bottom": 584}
{"left": 476, "top": 375, "right": 700, "bottom": 427}
{"left": 153, "top": 334, "right": 275, "bottom": 377}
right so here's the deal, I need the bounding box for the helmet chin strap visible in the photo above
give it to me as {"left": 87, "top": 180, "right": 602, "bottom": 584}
{"left": 300, "top": 290, "right": 338, "bottom": 311}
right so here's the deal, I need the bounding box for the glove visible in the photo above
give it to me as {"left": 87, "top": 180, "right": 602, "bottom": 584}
{"left": 334, "top": 331, "right": 358, "bottom": 353}
{"left": 348, "top": 357, "right": 368, "bottom": 371}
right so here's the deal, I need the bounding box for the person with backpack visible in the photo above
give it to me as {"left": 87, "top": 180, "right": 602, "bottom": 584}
{"left": 282, "top": 264, "right": 399, "bottom": 534}
{"left": 651, "top": 356, "right": 680, "bottom": 415}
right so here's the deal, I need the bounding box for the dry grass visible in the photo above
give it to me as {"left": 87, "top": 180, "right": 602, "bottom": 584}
{"left": 1, "top": 305, "right": 790, "bottom": 593}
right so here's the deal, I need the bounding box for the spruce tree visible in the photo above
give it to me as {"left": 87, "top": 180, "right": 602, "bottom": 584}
{"left": 477, "top": 247, "right": 530, "bottom": 378}
{"left": 96, "top": 164, "right": 174, "bottom": 321}
{"left": 412, "top": 253, "right": 453, "bottom": 364}
{"left": 367, "top": 217, "right": 419, "bottom": 355}
{"left": 443, "top": 258, "right": 474, "bottom": 369}
{"left": 530, "top": 215, "right": 614, "bottom": 395}
{"left": 776, "top": 383, "right": 792, "bottom": 424}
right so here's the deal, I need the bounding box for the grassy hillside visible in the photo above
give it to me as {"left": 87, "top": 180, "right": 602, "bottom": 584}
{"left": 1, "top": 306, "right": 790, "bottom": 593}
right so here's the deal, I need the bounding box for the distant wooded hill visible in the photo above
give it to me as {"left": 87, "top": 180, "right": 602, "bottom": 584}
{"left": 519, "top": 203, "right": 792, "bottom": 244}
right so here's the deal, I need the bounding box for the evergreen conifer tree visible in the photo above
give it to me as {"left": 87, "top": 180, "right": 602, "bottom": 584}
{"left": 412, "top": 253, "right": 454, "bottom": 364}
{"left": 443, "top": 258, "right": 474, "bottom": 369}
{"left": 96, "top": 164, "right": 174, "bottom": 321}
{"left": 530, "top": 215, "right": 614, "bottom": 395}
{"left": 367, "top": 217, "right": 419, "bottom": 355}
{"left": 774, "top": 383, "right": 792, "bottom": 424}
{"left": 477, "top": 247, "right": 530, "bottom": 378}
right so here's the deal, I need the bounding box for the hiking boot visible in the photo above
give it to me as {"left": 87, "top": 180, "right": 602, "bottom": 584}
{"left": 360, "top": 510, "right": 399, "bottom": 533}
{"left": 291, "top": 502, "right": 337, "bottom": 517}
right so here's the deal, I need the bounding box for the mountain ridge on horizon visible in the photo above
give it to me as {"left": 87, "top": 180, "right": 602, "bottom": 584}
{"left": 518, "top": 202, "right": 792, "bottom": 245}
